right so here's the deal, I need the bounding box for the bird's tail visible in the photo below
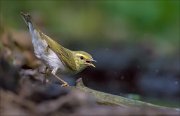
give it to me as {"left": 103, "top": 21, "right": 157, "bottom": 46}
{"left": 20, "top": 12, "right": 32, "bottom": 25}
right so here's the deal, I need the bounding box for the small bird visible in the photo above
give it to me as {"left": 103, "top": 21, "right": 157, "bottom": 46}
{"left": 20, "top": 12, "right": 96, "bottom": 87}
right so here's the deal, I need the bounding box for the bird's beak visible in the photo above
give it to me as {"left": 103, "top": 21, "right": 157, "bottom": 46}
{"left": 86, "top": 59, "right": 96, "bottom": 68}
{"left": 89, "top": 63, "right": 96, "bottom": 68}
{"left": 91, "top": 59, "right": 96, "bottom": 62}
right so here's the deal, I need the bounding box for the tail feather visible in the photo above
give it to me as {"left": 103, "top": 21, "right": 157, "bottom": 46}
{"left": 20, "top": 12, "right": 32, "bottom": 25}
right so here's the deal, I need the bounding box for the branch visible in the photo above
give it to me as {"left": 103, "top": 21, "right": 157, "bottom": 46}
{"left": 74, "top": 78, "right": 180, "bottom": 111}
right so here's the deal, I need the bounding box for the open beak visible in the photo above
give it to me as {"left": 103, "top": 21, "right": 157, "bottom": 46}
{"left": 86, "top": 59, "right": 96, "bottom": 68}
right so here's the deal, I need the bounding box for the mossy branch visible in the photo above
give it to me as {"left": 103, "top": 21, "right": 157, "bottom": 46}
{"left": 73, "top": 78, "right": 180, "bottom": 111}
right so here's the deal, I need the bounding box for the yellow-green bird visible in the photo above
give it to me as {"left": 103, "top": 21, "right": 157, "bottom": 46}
{"left": 21, "top": 12, "right": 96, "bottom": 87}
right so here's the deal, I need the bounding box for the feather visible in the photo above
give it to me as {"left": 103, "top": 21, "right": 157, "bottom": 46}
{"left": 38, "top": 31, "right": 77, "bottom": 71}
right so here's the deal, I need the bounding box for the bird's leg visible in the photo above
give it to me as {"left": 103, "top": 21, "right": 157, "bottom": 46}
{"left": 37, "top": 66, "right": 49, "bottom": 83}
{"left": 52, "top": 68, "right": 69, "bottom": 87}
{"left": 43, "top": 67, "right": 50, "bottom": 84}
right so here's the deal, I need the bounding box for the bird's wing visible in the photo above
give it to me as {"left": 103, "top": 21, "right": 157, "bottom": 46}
{"left": 39, "top": 31, "right": 77, "bottom": 71}
{"left": 21, "top": 12, "right": 77, "bottom": 71}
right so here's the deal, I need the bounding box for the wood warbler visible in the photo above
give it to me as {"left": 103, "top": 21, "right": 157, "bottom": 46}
{"left": 20, "top": 12, "right": 96, "bottom": 87}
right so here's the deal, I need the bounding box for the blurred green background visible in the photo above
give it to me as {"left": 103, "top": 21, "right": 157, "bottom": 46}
{"left": 1, "top": 0, "right": 179, "bottom": 53}
{"left": 0, "top": 0, "right": 180, "bottom": 107}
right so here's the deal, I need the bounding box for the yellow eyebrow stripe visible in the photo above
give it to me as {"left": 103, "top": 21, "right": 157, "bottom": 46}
{"left": 76, "top": 53, "right": 89, "bottom": 59}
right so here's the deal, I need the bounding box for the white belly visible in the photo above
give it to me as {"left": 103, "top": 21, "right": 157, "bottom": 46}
{"left": 31, "top": 30, "right": 66, "bottom": 73}
{"left": 42, "top": 49, "right": 66, "bottom": 72}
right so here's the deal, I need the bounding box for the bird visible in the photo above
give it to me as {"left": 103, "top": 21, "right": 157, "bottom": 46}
{"left": 20, "top": 12, "right": 96, "bottom": 87}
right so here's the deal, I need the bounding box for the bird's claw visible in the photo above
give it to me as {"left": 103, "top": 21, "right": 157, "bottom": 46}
{"left": 61, "top": 83, "right": 69, "bottom": 87}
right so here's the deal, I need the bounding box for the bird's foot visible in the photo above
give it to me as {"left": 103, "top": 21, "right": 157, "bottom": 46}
{"left": 61, "top": 82, "right": 69, "bottom": 87}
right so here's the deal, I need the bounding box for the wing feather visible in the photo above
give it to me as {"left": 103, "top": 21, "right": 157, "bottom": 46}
{"left": 38, "top": 31, "right": 77, "bottom": 71}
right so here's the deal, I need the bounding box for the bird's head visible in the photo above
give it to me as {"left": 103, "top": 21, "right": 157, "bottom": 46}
{"left": 73, "top": 51, "right": 96, "bottom": 71}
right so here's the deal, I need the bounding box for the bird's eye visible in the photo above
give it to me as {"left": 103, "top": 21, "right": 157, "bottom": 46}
{"left": 80, "top": 56, "right": 84, "bottom": 60}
